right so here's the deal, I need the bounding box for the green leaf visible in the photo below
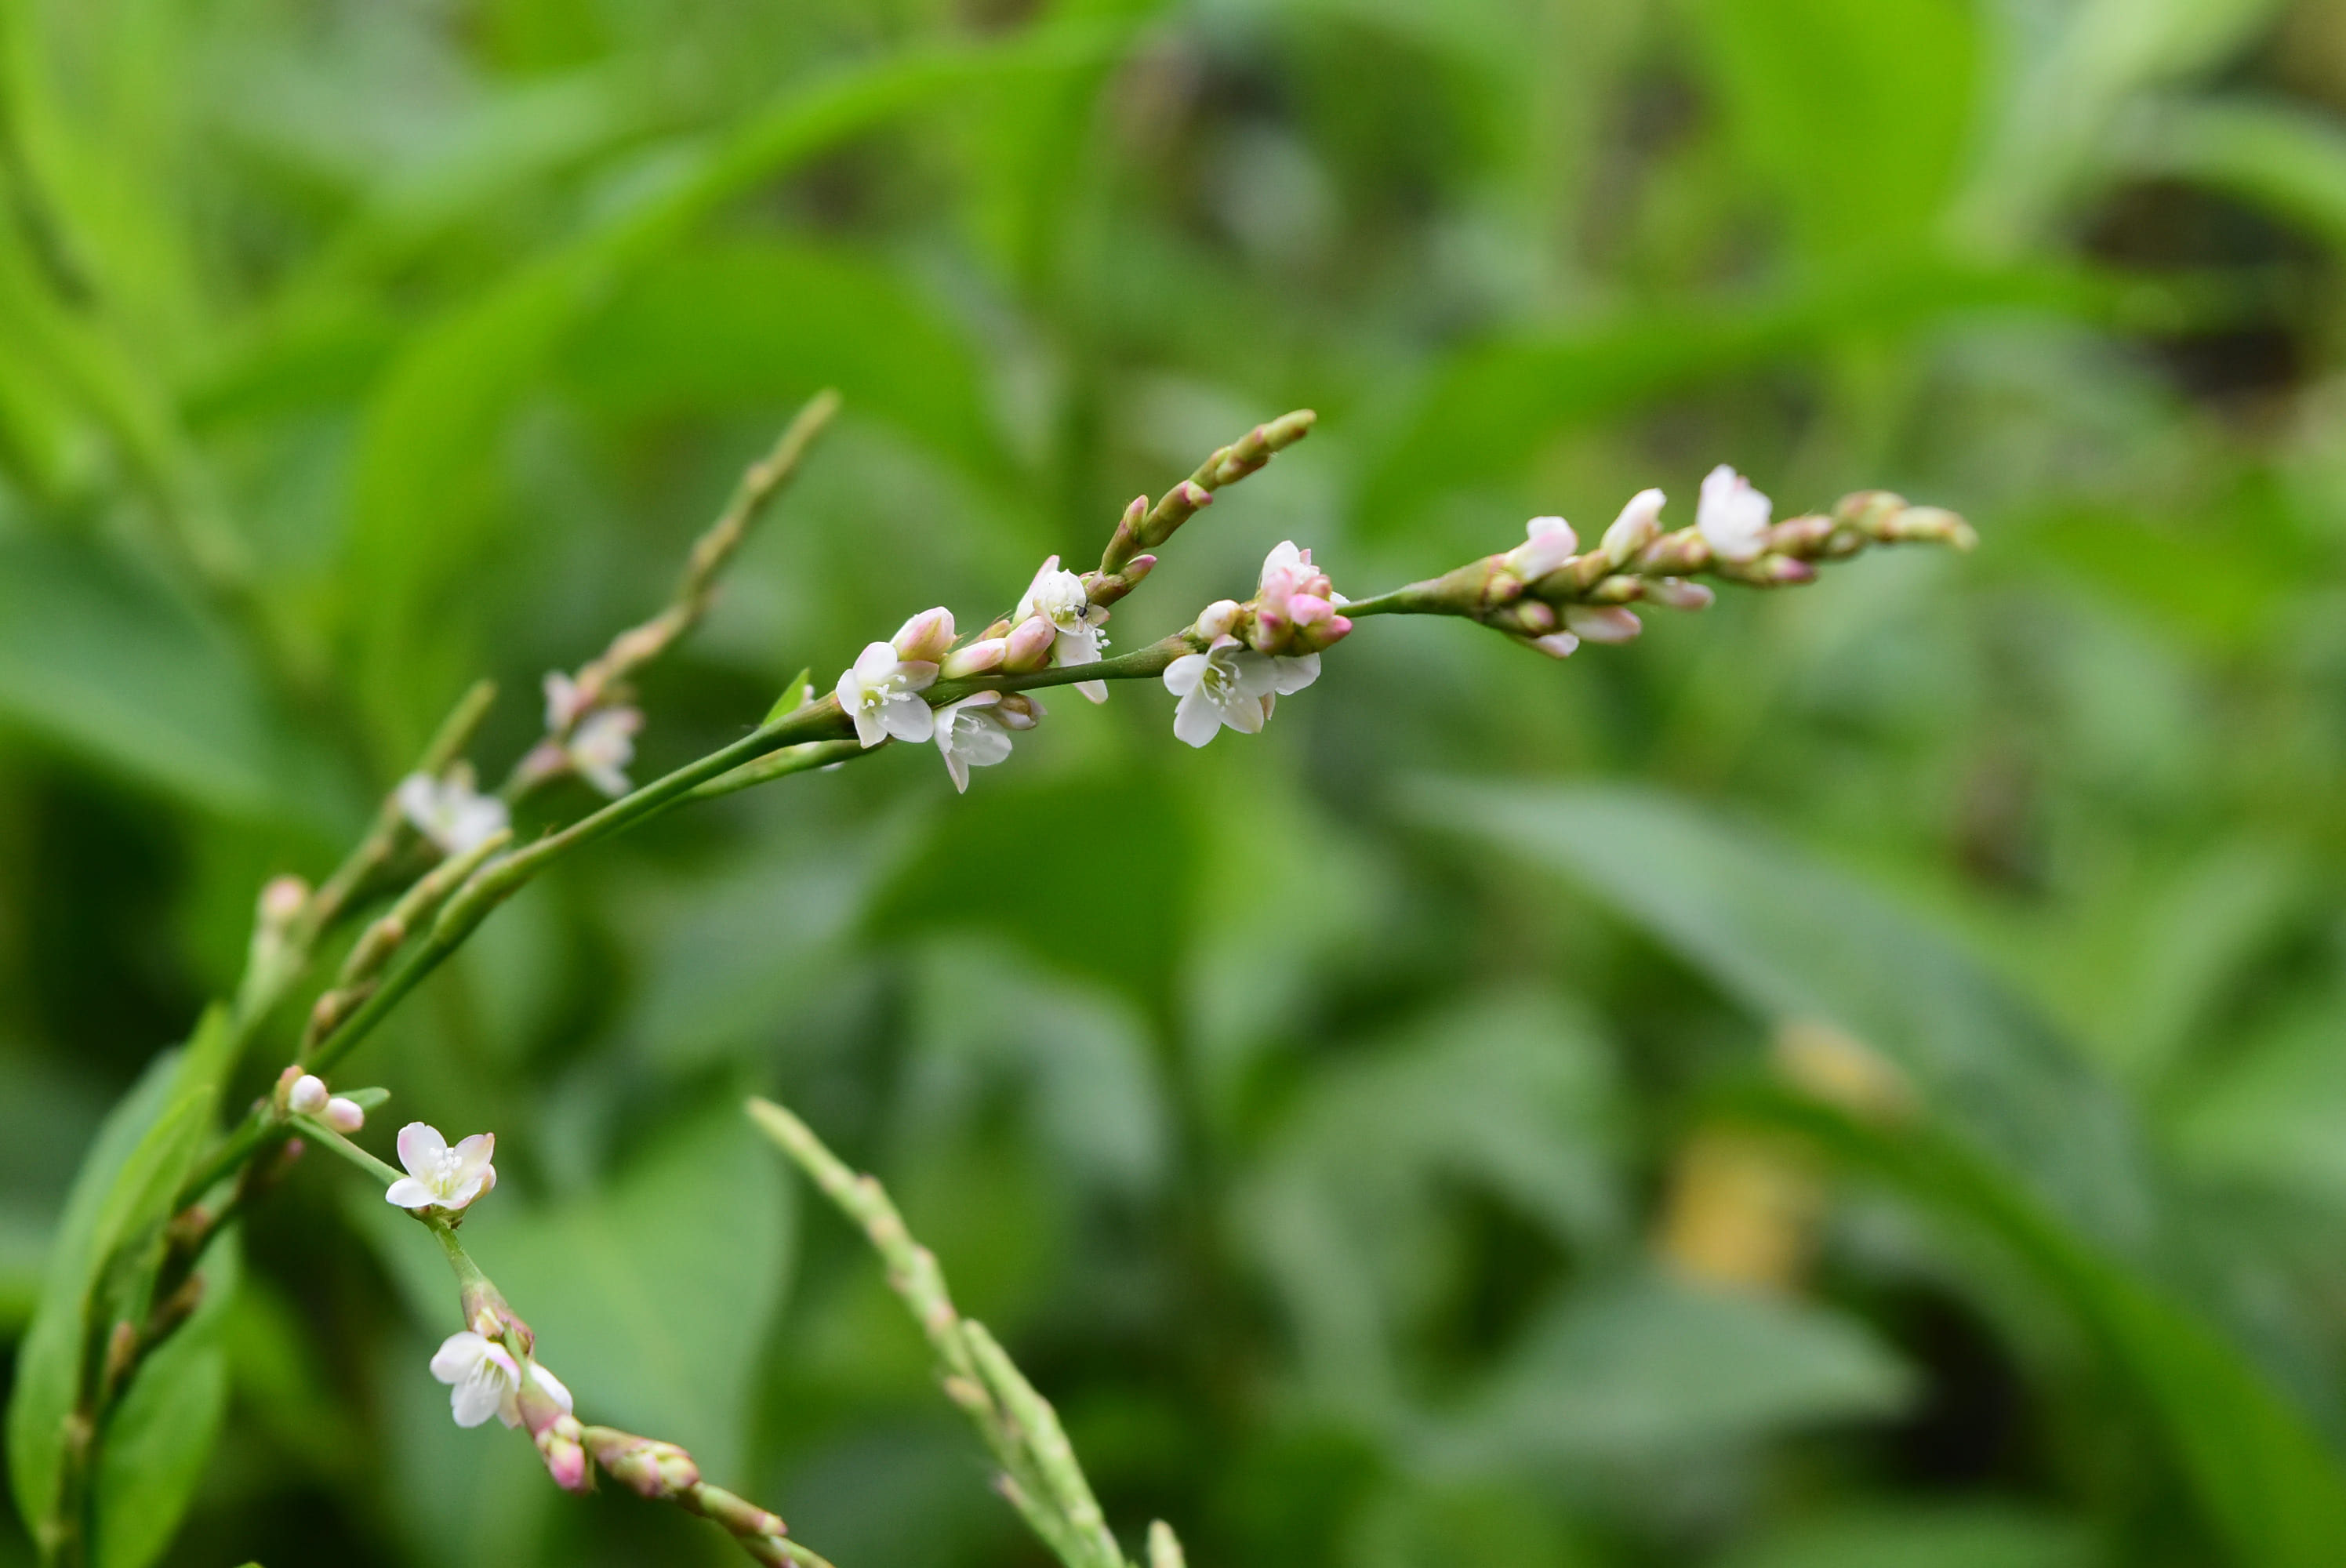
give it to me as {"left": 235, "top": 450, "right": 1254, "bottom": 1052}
{"left": 1435, "top": 1270, "right": 1913, "bottom": 1468}
{"left": 1403, "top": 781, "right": 2153, "bottom": 1243}
{"left": 761, "top": 667, "right": 814, "bottom": 726}
{"left": 92, "top": 1237, "right": 238, "bottom": 1568}
{"left": 1716, "top": 1504, "right": 2098, "bottom": 1568}
{"left": 1739, "top": 1090, "right": 2346, "bottom": 1568}
{"left": 346, "top": 21, "right": 1128, "bottom": 746}
{"left": 1357, "top": 263, "right": 2121, "bottom": 536}
{"left": 2123, "top": 96, "right": 2346, "bottom": 253}
{"left": 8, "top": 1006, "right": 240, "bottom": 1552}
{"left": 1690, "top": 0, "right": 1979, "bottom": 259}
{"left": 0, "top": 536, "right": 307, "bottom": 817}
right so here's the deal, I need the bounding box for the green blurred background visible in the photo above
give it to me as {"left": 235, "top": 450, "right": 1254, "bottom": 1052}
{"left": 6, "top": 0, "right": 2346, "bottom": 1564}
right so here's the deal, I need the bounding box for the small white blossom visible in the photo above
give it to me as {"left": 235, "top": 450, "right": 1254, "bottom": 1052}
{"left": 565, "top": 707, "right": 642, "bottom": 797}
{"left": 1505, "top": 516, "right": 1579, "bottom": 582}
{"left": 933, "top": 692, "right": 1019, "bottom": 793}
{"left": 543, "top": 671, "right": 591, "bottom": 732}
{"left": 397, "top": 767, "right": 509, "bottom": 857}
{"left": 1164, "top": 635, "right": 1278, "bottom": 747}
{"left": 834, "top": 641, "right": 939, "bottom": 748}
{"left": 1697, "top": 465, "right": 1771, "bottom": 563}
{"left": 1015, "top": 556, "right": 1109, "bottom": 703}
{"left": 429, "top": 1331, "right": 574, "bottom": 1430}
{"left": 385, "top": 1122, "right": 497, "bottom": 1212}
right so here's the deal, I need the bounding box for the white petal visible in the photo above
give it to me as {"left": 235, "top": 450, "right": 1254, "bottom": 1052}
{"left": 851, "top": 702, "right": 887, "bottom": 749}
{"left": 451, "top": 1368, "right": 507, "bottom": 1428}
{"left": 1172, "top": 691, "right": 1222, "bottom": 747}
{"left": 530, "top": 1363, "right": 574, "bottom": 1414}
{"left": 452, "top": 1133, "right": 496, "bottom": 1185}
{"left": 579, "top": 762, "right": 630, "bottom": 797}
{"left": 396, "top": 1122, "right": 446, "bottom": 1178}
{"left": 384, "top": 1176, "right": 438, "bottom": 1208}
{"left": 1075, "top": 680, "right": 1108, "bottom": 704}
{"left": 1227, "top": 651, "right": 1280, "bottom": 699}
{"left": 943, "top": 749, "right": 971, "bottom": 792}
{"left": 1563, "top": 605, "right": 1642, "bottom": 644}
{"left": 1271, "top": 653, "right": 1321, "bottom": 695}
{"left": 1219, "top": 692, "right": 1266, "bottom": 735}
{"left": 1258, "top": 539, "right": 1303, "bottom": 587}
{"left": 881, "top": 696, "right": 935, "bottom": 743}
{"left": 1053, "top": 626, "right": 1102, "bottom": 666}
{"left": 958, "top": 724, "right": 1014, "bottom": 768}
{"left": 855, "top": 641, "right": 901, "bottom": 682}
{"left": 430, "top": 1332, "right": 489, "bottom": 1385}
{"left": 395, "top": 775, "right": 441, "bottom": 836}
{"left": 1163, "top": 652, "right": 1208, "bottom": 696}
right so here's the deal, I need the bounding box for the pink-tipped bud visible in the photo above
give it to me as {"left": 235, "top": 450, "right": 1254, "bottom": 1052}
{"left": 1195, "top": 599, "right": 1242, "bottom": 639}
{"left": 1515, "top": 600, "right": 1557, "bottom": 634}
{"left": 289, "top": 1074, "right": 329, "bottom": 1116}
{"left": 1652, "top": 576, "right": 1716, "bottom": 610}
{"left": 1287, "top": 593, "right": 1333, "bottom": 626}
{"left": 274, "top": 1064, "right": 303, "bottom": 1102}
{"left": 536, "top": 1416, "right": 590, "bottom": 1494}
{"left": 892, "top": 607, "right": 957, "bottom": 664}
{"left": 1247, "top": 609, "right": 1286, "bottom": 654}
{"left": 325, "top": 1096, "right": 365, "bottom": 1133}
{"left": 941, "top": 638, "right": 1007, "bottom": 678}
{"left": 1004, "top": 615, "right": 1055, "bottom": 671}
{"left": 1601, "top": 488, "right": 1666, "bottom": 566}
{"left": 1563, "top": 605, "right": 1642, "bottom": 644}
{"left": 1175, "top": 480, "right": 1213, "bottom": 511}
{"left": 1530, "top": 631, "right": 1582, "bottom": 659}
{"left": 1507, "top": 516, "right": 1579, "bottom": 582}
{"left": 593, "top": 1432, "right": 702, "bottom": 1500}
{"left": 260, "top": 876, "right": 309, "bottom": 925}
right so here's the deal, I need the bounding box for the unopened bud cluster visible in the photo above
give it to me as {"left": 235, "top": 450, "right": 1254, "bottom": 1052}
{"left": 1384, "top": 465, "right": 1974, "bottom": 660}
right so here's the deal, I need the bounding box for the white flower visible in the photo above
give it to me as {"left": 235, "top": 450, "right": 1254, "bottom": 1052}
{"left": 933, "top": 692, "right": 1019, "bottom": 793}
{"left": 543, "top": 671, "right": 591, "bottom": 732}
{"left": 1015, "top": 556, "right": 1109, "bottom": 703}
{"left": 1505, "top": 516, "right": 1579, "bottom": 582}
{"left": 565, "top": 707, "right": 642, "bottom": 797}
{"left": 1696, "top": 465, "right": 1771, "bottom": 563}
{"left": 834, "top": 641, "right": 939, "bottom": 749}
{"left": 397, "top": 767, "right": 509, "bottom": 856}
{"left": 385, "top": 1122, "right": 497, "bottom": 1212}
{"left": 1164, "top": 635, "right": 1279, "bottom": 747}
{"left": 429, "top": 1332, "right": 575, "bottom": 1430}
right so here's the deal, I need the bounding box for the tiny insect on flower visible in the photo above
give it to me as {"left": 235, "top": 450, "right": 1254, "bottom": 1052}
{"left": 1015, "top": 556, "right": 1109, "bottom": 702}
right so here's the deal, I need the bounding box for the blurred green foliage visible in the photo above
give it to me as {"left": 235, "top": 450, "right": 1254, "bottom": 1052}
{"left": 5, "top": 0, "right": 2346, "bottom": 1564}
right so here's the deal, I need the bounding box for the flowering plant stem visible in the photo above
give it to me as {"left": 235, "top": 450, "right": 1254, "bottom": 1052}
{"left": 748, "top": 1098, "right": 1150, "bottom": 1568}
{"left": 41, "top": 385, "right": 1972, "bottom": 1568}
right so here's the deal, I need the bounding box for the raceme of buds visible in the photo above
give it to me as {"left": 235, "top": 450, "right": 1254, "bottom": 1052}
{"left": 835, "top": 641, "right": 939, "bottom": 748}
{"left": 586, "top": 1430, "right": 702, "bottom": 1501}
{"left": 386, "top": 1122, "right": 498, "bottom": 1212}
{"left": 398, "top": 765, "right": 510, "bottom": 856}
{"left": 1015, "top": 556, "right": 1110, "bottom": 702}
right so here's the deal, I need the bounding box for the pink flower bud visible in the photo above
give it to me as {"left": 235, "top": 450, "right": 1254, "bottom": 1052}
{"left": 289, "top": 1074, "right": 329, "bottom": 1116}
{"left": 1515, "top": 601, "right": 1557, "bottom": 633}
{"left": 1563, "top": 605, "right": 1642, "bottom": 644}
{"left": 325, "top": 1096, "right": 365, "bottom": 1133}
{"left": 536, "top": 1417, "right": 590, "bottom": 1494}
{"left": 940, "top": 638, "right": 1007, "bottom": 678}
{"left": 1247, "top": 609, "right": 1286, "bottom": 654}
{"left": 1195, "top": 599, "right": 1242, "bottom": 639}
{"left": 892, "top": 607, "right": 957, "bottom": 664}
{"left": 1508, "top": 516, "right": 1579, "bottom": 582}
{"left": 1531, "top": 631, "right": 1582, "bottom": 659}
{"left": 1652, "top": 576, "right": 1716, "bottom": 610}
{"left": 1601, "top": 488, "right": 1666, "bottom": 565}
{"left": 1287, "top": 593, "right": 1333, "bottom": 626}
{"left": 260, "top": 876, "right": 308, "bottom": 925}
{"left": 1004, "top": 615, "right": 1055, "bottom": 671}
